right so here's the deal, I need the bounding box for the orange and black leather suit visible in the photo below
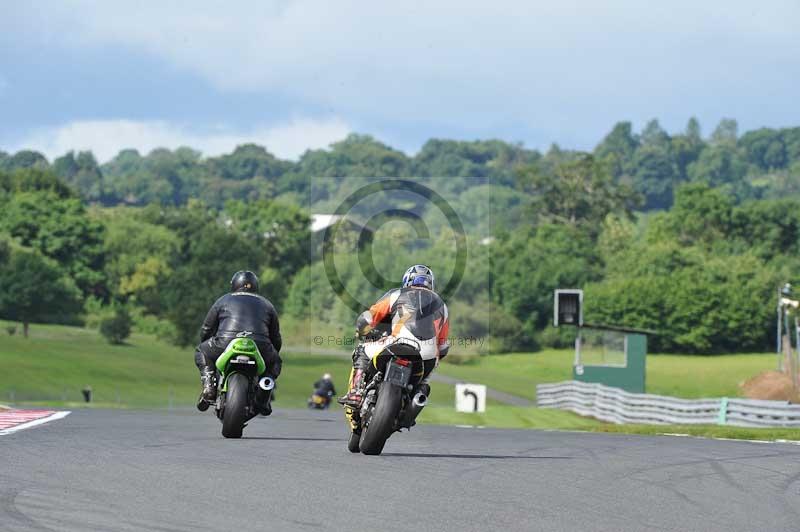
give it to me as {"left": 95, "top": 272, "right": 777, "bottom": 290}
{"left": 352, "top": 285, "right": 450, "bottom": 377}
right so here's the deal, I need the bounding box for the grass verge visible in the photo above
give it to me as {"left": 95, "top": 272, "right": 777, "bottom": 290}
{"left": 590, "top": 422, "right": 800, "bottom": 441}
{"left": 2, "top": 321, "right": 798, "bottom": 441}
{"left": 437, "top": 350, "right": 782, "bottom": 400}
{"left": 420, "top": 405, "right": 800, "bottom": 441}
{"left": 0, "top": 320, "right": 460, "bottom": 410}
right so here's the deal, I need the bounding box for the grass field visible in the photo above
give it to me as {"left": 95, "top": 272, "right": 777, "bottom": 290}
{"left": 417, "top": 406, "right": 800, "bottom": 441}
{"left": 0, "top": 320, "right": 456, "bottom": 410}
{"left": 436, "top": 350, "right": 781, "bottom": 400}
{"left": 2, "top": 321, "right": 798, "bottom": 441}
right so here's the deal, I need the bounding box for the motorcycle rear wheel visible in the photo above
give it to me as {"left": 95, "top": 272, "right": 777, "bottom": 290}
{"left": 359, "top": 384, "right": 401, "bottom": 455}
{"left": 347, "top": 430, "right": 361, "bottom": 453}
{"left": 221, "top": 373, "right": 249, "bottom": 439}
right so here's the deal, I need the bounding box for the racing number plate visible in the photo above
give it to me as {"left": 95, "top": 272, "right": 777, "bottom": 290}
{"left": 384, "top": 361, "right": 412, "bottom": 386}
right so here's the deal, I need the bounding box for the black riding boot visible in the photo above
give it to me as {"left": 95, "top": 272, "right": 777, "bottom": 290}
{"left": 196, "top": 368, "right": 217, "bottom": 412}
{"left": 338, "top": 346, "right": 370, "bottom": 407}
{"left": 337, "top": 368, "right": 367, "bottom": 407}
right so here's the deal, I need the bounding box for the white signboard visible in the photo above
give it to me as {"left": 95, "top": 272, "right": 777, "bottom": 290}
{"left": 455, "top": 384, "right": 486, "bottom": 413}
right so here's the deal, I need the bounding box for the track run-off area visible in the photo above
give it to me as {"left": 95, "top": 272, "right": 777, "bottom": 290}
{"left": 2, "top": 408, "right": 800, "bottom": 532}
{"left": 0, "top": 410, "right": 67, "bottom": 435}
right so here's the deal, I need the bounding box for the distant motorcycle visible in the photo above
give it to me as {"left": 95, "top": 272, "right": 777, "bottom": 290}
{"left": 213, "top": 337, "right": 274, "bottom": 438}
{"left": 308, "top": 389, "right": 333, "bottom": 410}
{"left": 345, "top": 337, "right": 429, "bottom": 455}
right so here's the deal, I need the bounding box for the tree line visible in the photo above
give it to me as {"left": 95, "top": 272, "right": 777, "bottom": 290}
{"left": 1, "top": 117, "right": 799, "bottom": 353}
{"left": 2, "top": 118, "right": 798, "bottom": 210}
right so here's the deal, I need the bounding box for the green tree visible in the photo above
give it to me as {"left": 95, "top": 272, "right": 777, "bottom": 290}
{"left": 208, "top": 143, "right": 290, "bottom": 181}
{"left": 53, "top": 151, "right": 105, "bottom": 202}
{"left": 0, "top": 190, "right": 106, "bottom": 297}
{"left": 585, "top": 245, "right": 777, "bottom": 353}
{"left": 739, "top": 128, "right": 788, "bottom": 171}
{"left": 687, "top": 142, "right": 748, "bottom": 197}
{"left": 147, "top": 147, "right": 204, "bottom": 205}
{"left": 1, "top": 150, "right": 49, "bottom": 171}
{"left": 649, "top": 183, "right": 734, "bottom": 248}
{"left": 686, "top": 117, "right": 702, "bottom": 143}
{"left": 447, "top": 296, "right": 524, "bottom": 353}
{"left": 0, "top": 234, "right": 9, "bottom": 264}
{"left": 784, "top": 128, "right": 800, "bottom": 163}
{"left": 145, "top": 203, "right": 264, "bottom": 345}
{"left": 629, "top": 119, "right": 680, "bottom": 209}
{"left": 102, "top": 147, "right": 206, "bottom": 206}
{"left": 594, "top": 121, "right": 639, "bottom": 178}
{"left": 259, "top": 267, "right": 288, "bottom": 310}
{"left": 285, "top": 262, "right": 338, "bottom": 322}
{"left": 670, "top": 117, "right": 705, "bottom": 182}
{"left": 412, "top": 139, "right": 539, "bottom": 187}
{"left": 0, "top": 247, "right": 82, "bottom": 337}
{"left": 99, "top": 306, "right": 132, "bottom": 344}
{"left": 297, "top": 134, "right": 410, "bottom": 188}
{"left": 493, "top": 224, "right": 601, "bottom": 344}
{"left": 101, "top": 209, "right": 180, "bottom": 312}
{"left": 710, "top": 118, "right": 739, "bottom": 145}
{"left": 596, "top": 214, "right": 636, "bottom": 262}
{"left": 517, "top": 155, "right": 641, "bottom": 236}
{"left": 0, "top": 167, "right": 75, "bottom": 199}
{"left": 729, "top": 198, "right": 800, "bottom": 260}
{"left": 759, "top": 166, "right": 800, "bottom": 200}
{"left": 222, "top": 199, "right": 311, "bottom": 276}
{"left": 632, "top": 144, "right": 677, "bottom": 209}
{"left": 454, "top": 184, "right": 526, "bottom": 237}
{"left": 640, "top": 119, "right": 671, "bottom": 148}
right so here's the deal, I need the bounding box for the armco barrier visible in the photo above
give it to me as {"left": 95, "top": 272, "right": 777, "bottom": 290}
{"left": 536, "top": 380, "right": 800, "bottom": 427}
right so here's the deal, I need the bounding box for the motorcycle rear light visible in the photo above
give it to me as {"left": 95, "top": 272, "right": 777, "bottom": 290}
{"left": 394, "top": 358, "right": 410, "bottom": 367}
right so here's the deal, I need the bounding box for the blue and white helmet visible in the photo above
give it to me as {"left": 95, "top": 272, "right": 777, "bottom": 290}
{"left": 402, "top": 264, "right": 435, "bottom": 291}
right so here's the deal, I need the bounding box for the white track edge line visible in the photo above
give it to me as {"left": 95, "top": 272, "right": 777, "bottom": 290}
{"left": 0, "top": 411, "right": 71, "bottom": 436}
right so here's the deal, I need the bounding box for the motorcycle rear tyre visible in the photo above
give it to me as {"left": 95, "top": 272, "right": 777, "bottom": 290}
{"left": 360, "top": 384, "right": 401, "bottom": 455}
{"left": 222, "top": 373, "right": 249, "bottom": 439}
{"left": 347, "top": 430, "right": 362, "bottom": 453}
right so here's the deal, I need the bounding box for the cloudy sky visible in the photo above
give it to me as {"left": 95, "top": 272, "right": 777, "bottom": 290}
{"left": 2, "top": 1, "right": 799, "bottom": 162}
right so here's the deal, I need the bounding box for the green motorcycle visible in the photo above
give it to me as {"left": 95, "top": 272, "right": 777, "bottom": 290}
{"left": 213, "top": 337, "right": 274, "bottom": 438}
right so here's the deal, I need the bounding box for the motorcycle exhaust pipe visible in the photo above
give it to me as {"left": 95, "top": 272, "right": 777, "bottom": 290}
{"left": 398, "top": 392, "right": 428, "bottom": 429}
{"left": 258, "top": 377, "right": 275, "bottom": 391}
{"left": 412, "top": 392, "right": 427, "bottom": 407}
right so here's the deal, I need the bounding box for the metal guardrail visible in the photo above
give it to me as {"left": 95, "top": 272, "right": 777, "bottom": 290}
{"left": 536, "top": 380, "right": 800, "bottom": 427}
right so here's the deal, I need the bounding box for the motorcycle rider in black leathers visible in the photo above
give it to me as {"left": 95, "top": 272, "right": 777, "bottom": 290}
{"left": 309, "top": 373, "right": 336, "bottom": 408}
{"left": 195, "top": 271, "right": 282, "bottom": 415}
{"left": 314, "top": 374, "right": 336, "bottom": 398}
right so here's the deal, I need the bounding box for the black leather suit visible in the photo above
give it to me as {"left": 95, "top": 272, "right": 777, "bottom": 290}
{"left": 313, "top": 378, "right": 336, "bottom": 396}
{"left": 194, "top": 291, "right": 282, "bottom": 378}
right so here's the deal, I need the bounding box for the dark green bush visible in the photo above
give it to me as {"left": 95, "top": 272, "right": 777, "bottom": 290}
{"left": 100, "top": 307, "right": 132, "bottom": 345}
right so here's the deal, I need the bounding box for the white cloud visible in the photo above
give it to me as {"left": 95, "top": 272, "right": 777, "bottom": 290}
{"left": 4, "top": 1, "right": 800, "bottom": 148}
{"left": 13, "top": 3, "right": 800, "bottom": 111}
{"left": 14, "top": 118, "right": 351, "bottom": 163}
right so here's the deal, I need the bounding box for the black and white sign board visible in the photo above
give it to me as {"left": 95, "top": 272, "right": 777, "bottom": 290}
{"left": 455, "top": 384, "right": 486, "bottom": 413}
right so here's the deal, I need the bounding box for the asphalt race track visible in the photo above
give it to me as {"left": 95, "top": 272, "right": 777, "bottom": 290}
{"left": 3, "top": 409, "right": 800, "bottom": 532}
